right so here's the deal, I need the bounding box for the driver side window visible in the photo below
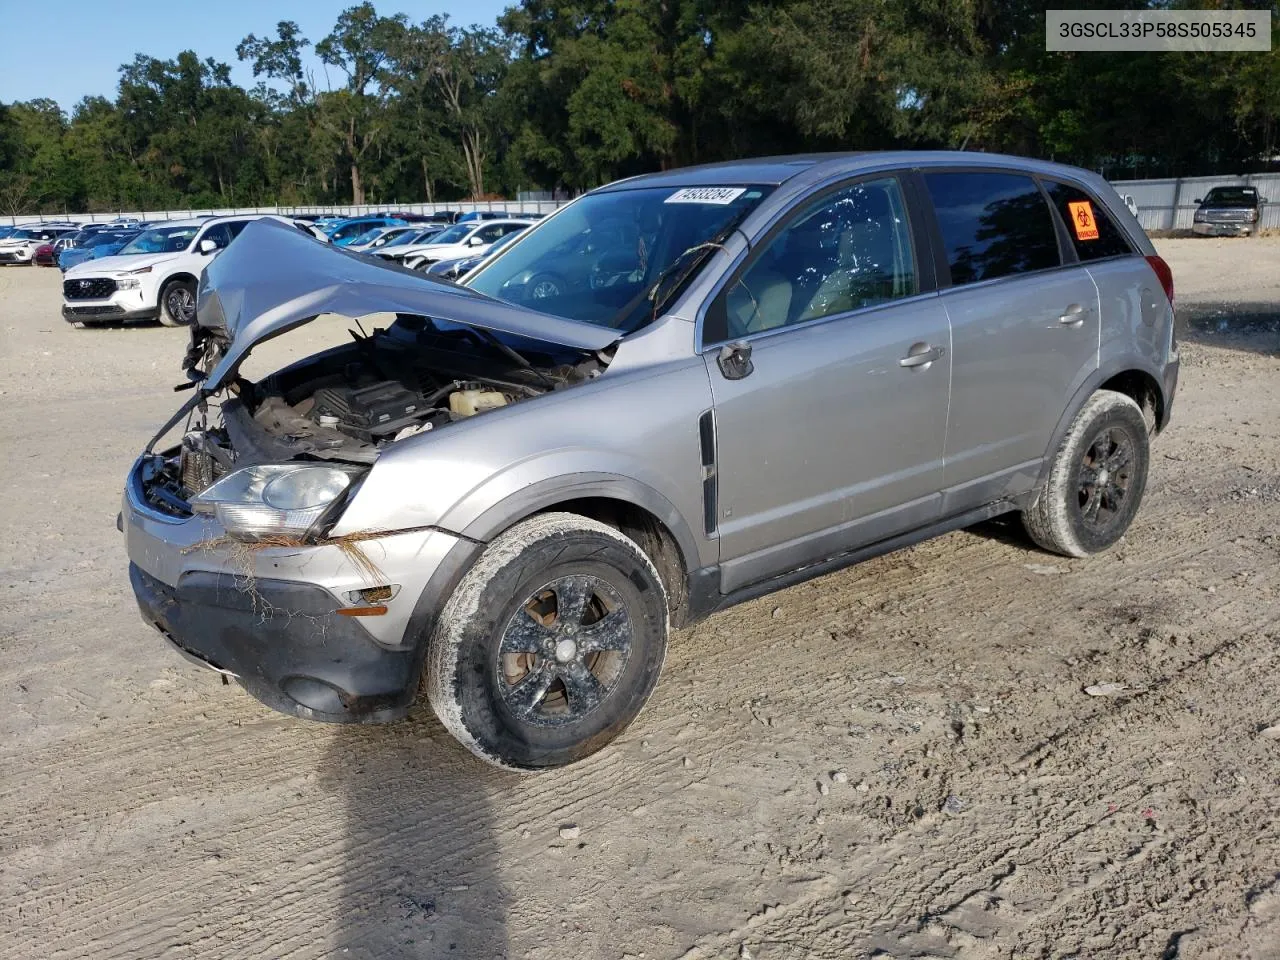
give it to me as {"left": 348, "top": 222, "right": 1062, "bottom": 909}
{"left": 720, "top": 177, "right": 916, "bottom": 339}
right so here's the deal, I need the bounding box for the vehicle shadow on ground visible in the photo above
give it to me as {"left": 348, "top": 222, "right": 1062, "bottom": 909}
{"left": 319, "top": 711, "right": 513, "bottom": 959}
{"left": 1179, "top": 301, "right": 1280, "bottom": 358}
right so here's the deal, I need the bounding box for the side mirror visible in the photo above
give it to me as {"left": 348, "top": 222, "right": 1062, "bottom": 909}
{"left": 467, "top": 235, "right": 485, "bottom": 246}
{"left": 198, "top": 238, "right": 219, "bottom": 254}
{"left": 1193, "top": 198, "right": 1202, "bottom": 204}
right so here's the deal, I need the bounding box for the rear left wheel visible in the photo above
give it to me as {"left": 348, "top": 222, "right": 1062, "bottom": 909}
{"left": 426, "top": 513, "right": 669, "bottom": 771}
{"left": 1022, "top": 389, "right": 1150, "bottom": 558}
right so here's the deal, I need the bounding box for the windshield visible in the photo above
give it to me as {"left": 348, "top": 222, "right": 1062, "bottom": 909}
{"left": 428, "top": 223, "right": 473, "bottom": 245}
{"left": 349, "top": 227, "right": 383, "bottom": 246}
{"left": 86, "top": 232, "right": 134, "bottom": 248}
{"left": 331, "top": 220, "right": 384, "bottom": 241}
{"left": 466, "top": 184, "right": 772, "bottom": 329}
{"left": 11, "top": 228, "right": 40, "bottom": 240}
{"left": 1203, "top": 187, "right": 1258, "bottom": 207}
{"left": 386, "top": 228, "right": 440, "bottom": 248}
{"left": 120, "top": 226, "right": 198, "bottom": 255}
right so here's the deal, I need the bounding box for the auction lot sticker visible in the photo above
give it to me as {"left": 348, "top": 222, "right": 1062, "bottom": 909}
{"left": 665, "top": 187, "right": 746, "bottom": 205}
{"left": 1068, "top": 201, "right": 1100, "bottom": 241}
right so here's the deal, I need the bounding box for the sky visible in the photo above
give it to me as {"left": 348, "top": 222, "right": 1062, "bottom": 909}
{"left": 0, "top": 0, "right": 511, "bottom": 113}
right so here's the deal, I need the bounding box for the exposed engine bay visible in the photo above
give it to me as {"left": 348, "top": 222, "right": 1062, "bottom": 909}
{"left": 141, "top": 316, "right": 607, "bottom": 514}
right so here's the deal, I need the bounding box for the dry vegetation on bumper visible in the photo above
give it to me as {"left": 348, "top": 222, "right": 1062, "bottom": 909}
{"left": 0, "top": 238, "right": 1278, "bottom": 959}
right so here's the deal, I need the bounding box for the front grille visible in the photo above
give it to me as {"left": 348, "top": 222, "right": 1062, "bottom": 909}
{"left": 0, "top": 252, "right": 23, "bottom": 262}
{"left": 1204, "top": 209, "right": 1252, "bottom": 223}
{"left": 63, "top": 277, "right": 117, "bottom": 300}
{"left": 65, "top": 305, "right": 126, "bottom": 317}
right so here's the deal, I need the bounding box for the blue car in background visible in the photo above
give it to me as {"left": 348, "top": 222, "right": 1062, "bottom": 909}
{"left": 326, "top": 215, "right": 407, "bottom": 246}
{"left": 58, "top": 230, "right": 140, "bottom": 272}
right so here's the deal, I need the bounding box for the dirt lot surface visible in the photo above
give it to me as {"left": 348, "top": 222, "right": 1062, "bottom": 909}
{"left": 1, "top": 238, "right": 1278, "bottom": 960}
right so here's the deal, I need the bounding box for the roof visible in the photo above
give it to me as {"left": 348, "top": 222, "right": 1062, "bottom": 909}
{"left": 593, "top": 151, "right": 1103, "bottom": 192}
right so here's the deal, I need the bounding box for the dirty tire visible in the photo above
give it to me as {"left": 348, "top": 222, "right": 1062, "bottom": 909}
{"left": 1022, "top": 389, "right": 1150, "bottom": 558}
{"left": 158, "top": 278, "right": 196, "bottom": 326}
{"left": 426, "top": 512, "right": 669, "bottom": 772}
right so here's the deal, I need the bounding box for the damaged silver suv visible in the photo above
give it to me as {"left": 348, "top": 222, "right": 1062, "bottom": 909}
{"left": 123, "top": 153, "right": 1179, "bottom": 770}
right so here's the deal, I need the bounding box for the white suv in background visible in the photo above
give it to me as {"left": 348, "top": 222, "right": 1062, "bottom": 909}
{"left": 61, "top": 215, "right": 291, "bottom": 326}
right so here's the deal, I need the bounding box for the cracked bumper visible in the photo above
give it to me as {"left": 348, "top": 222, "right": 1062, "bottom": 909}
{"left": 122, "top": 456, "right": 463, "bottom": 722}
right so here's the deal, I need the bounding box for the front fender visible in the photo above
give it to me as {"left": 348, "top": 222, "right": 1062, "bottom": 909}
{"left": 438, "top": 460, "right": 707, "bottom": 572}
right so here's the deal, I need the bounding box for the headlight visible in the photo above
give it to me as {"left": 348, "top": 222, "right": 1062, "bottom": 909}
{"left": 192, "top": 464, "right": 364, "bottom": 540}
{"left": 1193, "top": 211, "right": 1207, "bottom": 222}
{"left": 117, "top": 278, "right": 141, "bottom": 289}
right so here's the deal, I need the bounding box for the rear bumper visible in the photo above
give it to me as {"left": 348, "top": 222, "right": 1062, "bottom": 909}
{"left": 62, "top": 302, "right": 159, "bottom": 323}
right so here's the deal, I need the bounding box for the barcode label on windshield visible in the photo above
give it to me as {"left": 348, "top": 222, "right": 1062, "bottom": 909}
{"left": 664, "top": 187, "right": 746, "bottom": 205}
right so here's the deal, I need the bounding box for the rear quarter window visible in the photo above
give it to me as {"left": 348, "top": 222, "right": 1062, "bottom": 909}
{"left": 923, "top": 171, "right": 1061, "bottom": 286}
{"left": 1043, "top": 181, "right": 1134, "bottom": 261}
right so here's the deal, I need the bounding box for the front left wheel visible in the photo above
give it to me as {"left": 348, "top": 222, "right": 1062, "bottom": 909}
{"left": 426, "top": 513, "right": 669, "bottom": 771}
{"left": 158, "top": 278, "right": 196, "bottom": 326}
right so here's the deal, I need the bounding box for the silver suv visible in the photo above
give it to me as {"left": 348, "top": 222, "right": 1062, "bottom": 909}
{"left": 123, "top": 153, "right": 1179, "bottom": 770}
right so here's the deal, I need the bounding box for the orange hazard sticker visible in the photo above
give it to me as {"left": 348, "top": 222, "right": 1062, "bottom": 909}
{"left": 1068, "top": 201, "right": 1099, "bottom": 241}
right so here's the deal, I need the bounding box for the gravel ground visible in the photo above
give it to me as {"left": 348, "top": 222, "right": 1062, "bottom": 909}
{"left": 1, "top": 238, "right": 1278, "bottom": 960}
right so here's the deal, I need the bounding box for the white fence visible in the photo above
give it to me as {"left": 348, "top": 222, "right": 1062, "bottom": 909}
{"left": 7, "top": 171, "right": 1279, "bottom": 232}
{"left": 1106, "top": 172, "right": 1280, "bottom": 232}
{"left": 2, "top": 198, "right": 569, "bottom": 228}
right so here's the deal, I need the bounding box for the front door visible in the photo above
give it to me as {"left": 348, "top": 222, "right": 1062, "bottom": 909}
{"left": 701, "top": 175, "right": 952, "bottom": 593}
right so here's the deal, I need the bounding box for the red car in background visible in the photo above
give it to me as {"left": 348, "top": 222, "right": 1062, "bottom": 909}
{"left": 33, "top": 243, "right": 58, "bottom": 267}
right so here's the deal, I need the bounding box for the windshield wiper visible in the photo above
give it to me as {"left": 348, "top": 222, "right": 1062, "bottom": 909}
{"left": 613, "top": 221, "right": 740, "bottom": 332}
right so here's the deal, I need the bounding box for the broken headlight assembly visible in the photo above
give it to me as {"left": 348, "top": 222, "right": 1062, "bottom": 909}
{"left": 190, "top": 463, "right": 365, "bottom": 540}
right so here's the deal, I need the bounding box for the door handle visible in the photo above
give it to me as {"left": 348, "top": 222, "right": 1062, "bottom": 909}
{"left": 899, "top": 344, "right": 944, "bottom": 369}
{"left": 1058, "top": 303, "right": 1086, "bottom": 326}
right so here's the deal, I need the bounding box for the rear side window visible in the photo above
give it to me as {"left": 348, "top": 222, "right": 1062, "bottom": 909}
{"left": 924, "top": 172, "right": 1061, "bottom": 285}
{"left": 1042, "top": 182, "right": 1134, "bottom": 261}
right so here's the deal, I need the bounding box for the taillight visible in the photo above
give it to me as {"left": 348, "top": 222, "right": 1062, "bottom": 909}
{"left": 1145, "top": 254, "right": 1174, "bottom": 307}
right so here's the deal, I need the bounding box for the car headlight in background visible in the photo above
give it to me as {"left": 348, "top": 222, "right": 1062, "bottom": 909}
{"left": 1193, "top": 211, "right": 1207, "bottom": 222}
{"left": 191, "top": 463, "right": 364, "bottom": 540}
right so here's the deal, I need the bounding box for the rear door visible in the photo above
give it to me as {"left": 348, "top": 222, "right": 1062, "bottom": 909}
{"left": 702, "top": 174, "right": 952, "bottom": 592}
{"left": 921, "top": 170, "right": 1100, "bottom": 509}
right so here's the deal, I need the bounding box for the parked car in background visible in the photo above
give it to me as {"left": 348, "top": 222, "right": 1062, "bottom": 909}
{"left": 423, "top": 225, "right": 527, "bottom": 280}
{"left": 122, "top": 153, "right": 1178, "bottom": 771}
{"left": 368, "top": 226, "right": 446, "bottom": 260}
{"left": 34, "top": 243, "right": 58, "bottom": 267}
{"left": 400, "top": 219, "right": 533, "bottom": 270}
{"left": 293, "top": 220, "right": 330, "bottom": 242}
{"left": 62, "top": 215, "right": 288, "bottom": 326}
{"left": 344, "top": 224, "right": 416, "bottom": 253}
{"left": 1192, "top": 185, "right": 1267, "bottom": 236}
{"left": 326, "top": 216, "right": 408, "bottom": 246}
{"left": 0, "top": 226, "right": 16, "bottom": 240}
{"left": 456, "top": 210, "right": 513, "bottom": 223}
{"left": 0, "top": 225, "right": 78, "bottom": 265}
{"left": 58, "top": 230, "right": 141, "bottom": 272}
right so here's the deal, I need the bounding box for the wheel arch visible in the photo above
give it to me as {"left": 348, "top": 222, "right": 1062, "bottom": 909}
{"left": 455, "top": 476, "right": 699, "bottom": 627}
{"left": 159, "top": 270, "right": 199, "bottom": 290}
{"left": 1038, "top": 359, "right": 1169, "bottom": 491}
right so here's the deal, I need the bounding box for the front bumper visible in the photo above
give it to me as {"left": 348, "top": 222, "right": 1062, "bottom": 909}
{"left": 0, "top": 250, "right": 33, "bottom": 263}
{"left": 1192, "top": 221, "right": 1253, "bottom": 237}
{"left": 122, "top": 455, "right": 463, "bottom": 722}
{"left": 62, "top": 302, "right": 159, "bottom": 323}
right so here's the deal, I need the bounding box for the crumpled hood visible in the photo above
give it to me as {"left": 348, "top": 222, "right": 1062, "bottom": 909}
{"left": 194, "top": 217, "right": 621, "bottom": 390}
